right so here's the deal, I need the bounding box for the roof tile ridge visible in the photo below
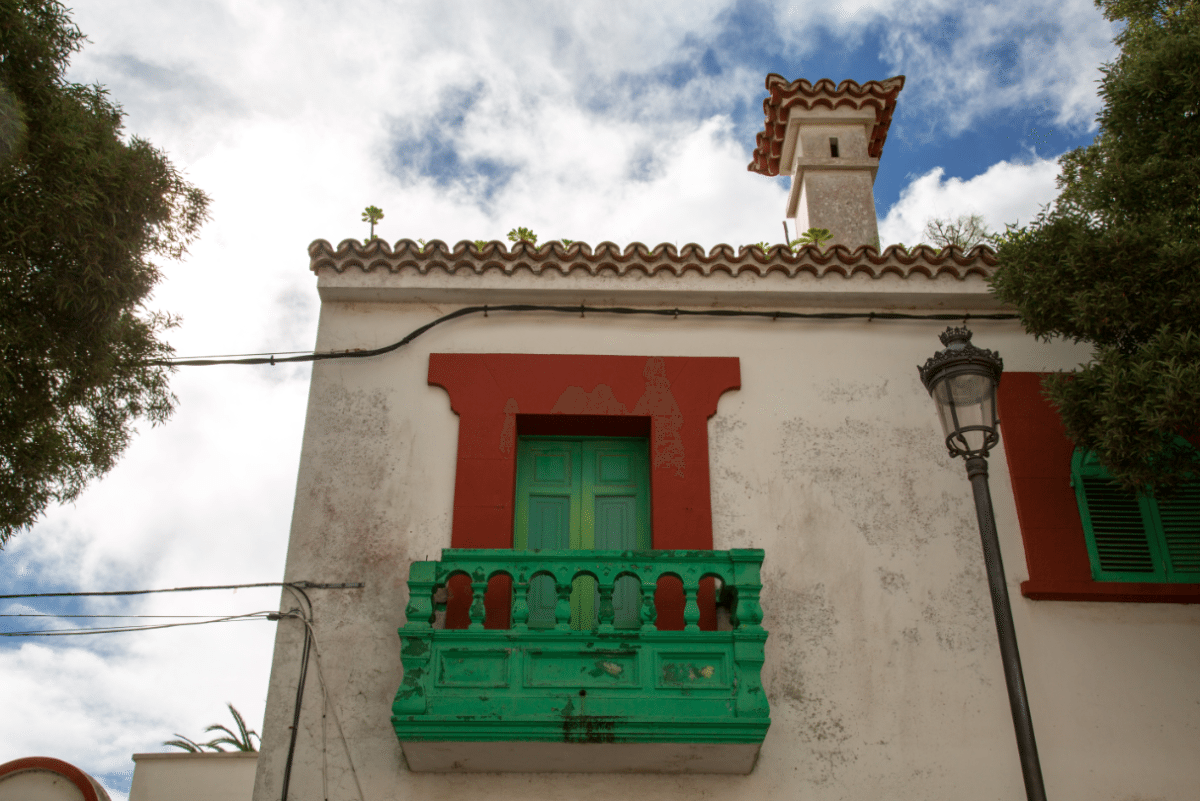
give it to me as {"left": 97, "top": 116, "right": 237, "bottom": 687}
{"left": 766, "top": 73, "right": 906, "bottom": 99}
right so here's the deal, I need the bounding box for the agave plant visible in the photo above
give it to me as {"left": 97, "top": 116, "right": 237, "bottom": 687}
{"left": 163, "top": 703, "right": 259, "bottom": 753}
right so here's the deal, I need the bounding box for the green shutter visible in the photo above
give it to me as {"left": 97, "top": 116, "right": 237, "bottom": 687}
{"left": 1072, "top": 448, "right": 1200, "bottom": 584}
{"left": 515, "top": 437, "right": 650, "bottom": 630}
{"left": 1157, "top": 483, "right": 1200, "bottom": 579}
{"left": 1077, "top": 475, "right": 1161, "bottom": 580}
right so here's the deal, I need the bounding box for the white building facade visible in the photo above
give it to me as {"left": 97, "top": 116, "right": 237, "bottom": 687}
{"left": 252, "top": 76, "right": 1200, "bottom": 801}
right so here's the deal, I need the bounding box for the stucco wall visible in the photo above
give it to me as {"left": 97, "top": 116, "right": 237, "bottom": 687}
{"left": 130, "top": 753, "right": 256, "bottom": 801}
{"left": 254, "top": 277, "right": 1200, "bottom": 801}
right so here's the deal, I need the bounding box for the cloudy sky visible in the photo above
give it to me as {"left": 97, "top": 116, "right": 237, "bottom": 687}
{"left": 0, "top": 0, "right": 1119, "bottom": 796}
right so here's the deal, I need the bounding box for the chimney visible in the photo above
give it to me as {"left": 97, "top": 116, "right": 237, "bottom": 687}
{"left": 749, "top": 75, "right": 905, "bottom": 251}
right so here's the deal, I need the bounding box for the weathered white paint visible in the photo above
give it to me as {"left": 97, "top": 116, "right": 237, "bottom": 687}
{"left": 130, "top": 752, "right": 256, "bottom": 801}
{"left": 254, "top": 260, "right": 1200, "bottom": 801}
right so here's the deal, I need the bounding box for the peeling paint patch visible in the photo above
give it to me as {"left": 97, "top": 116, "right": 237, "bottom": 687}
{"left": 499, "top": 398, "right": 518, "bottom": 454}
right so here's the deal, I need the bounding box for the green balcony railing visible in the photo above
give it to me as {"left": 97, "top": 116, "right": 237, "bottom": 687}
{"left": 392, "top": 549, "right": 769, "bottom": 770}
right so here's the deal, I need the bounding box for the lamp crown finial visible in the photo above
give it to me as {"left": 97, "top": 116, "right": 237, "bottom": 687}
{"left": 939, "top": 326, "right": 973, "bottom": 348}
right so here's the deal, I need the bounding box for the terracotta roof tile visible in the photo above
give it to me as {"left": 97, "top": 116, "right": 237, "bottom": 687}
{"left": 309, "top": 238, "right": 994, "bottom": 280}
{"left": 748, "top": 74, "right": 906, "bottom": 176}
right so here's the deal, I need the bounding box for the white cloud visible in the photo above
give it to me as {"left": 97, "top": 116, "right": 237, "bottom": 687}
{"left": 878, "top": 154, "right": 1062, "bottom": 246}
{"left": 863, "top": 0, "right": 1116, "bottom": 138}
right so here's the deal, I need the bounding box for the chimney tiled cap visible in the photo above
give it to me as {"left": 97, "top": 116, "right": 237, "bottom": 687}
{"left": 748, "top": 74, "right": 906, "bottom": 176}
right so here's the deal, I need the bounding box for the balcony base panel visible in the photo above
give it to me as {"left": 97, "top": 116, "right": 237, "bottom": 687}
{"left": 400, "top": 740, "right": 762, "bottom": 774}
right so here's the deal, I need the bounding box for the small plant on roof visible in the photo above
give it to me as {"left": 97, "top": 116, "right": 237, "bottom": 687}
{"left": 474, "top": 239, "right": 489, "bottom": 250}
{"left": 506, "top": 226, "right": 538, "bottom": 245}
{"left": 361, "top": 205, "right": 384, "bottom": 244}
{"left": 560, "top": 238, "right": 575, "bottom": 246}
{"left": 791, "top": 227, "right": 833, "bottom": 249}
{"left": 750, "top": 241, "right": 773, "bottom": 253}
{"left": 163, "top": 703, "right": 259, "bottom": 753}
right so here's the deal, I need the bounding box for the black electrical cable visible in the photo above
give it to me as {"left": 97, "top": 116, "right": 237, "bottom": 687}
{"left": 1, "top": 582, "right": 342, "bottom": 798}
{"left": 0, "top": 618, "right": 253, "bottom": 623}
{"left": 0, "top": 612, "right": 276, "bottom": 636}
{"left": 279, "top": 587, "right": 314, "bottom": 801}
{"left": 0, "top": 581, "right": 363, "bottom": 600}
{"left": 151, "top": 304, "right": 1019, "bottom": 368}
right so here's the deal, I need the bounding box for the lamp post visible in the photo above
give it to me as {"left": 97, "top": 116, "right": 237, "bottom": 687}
{"left": 918, "top": 327, "right": 1047, "bottom": 801}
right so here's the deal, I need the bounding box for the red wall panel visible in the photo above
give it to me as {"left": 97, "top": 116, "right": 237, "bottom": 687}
{"left": 998, "top": 372, "right": 1200, "bottom": 603}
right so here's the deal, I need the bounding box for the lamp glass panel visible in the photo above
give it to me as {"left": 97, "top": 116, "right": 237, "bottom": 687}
{"left": 931, "top": 372, "right": 997, "bottom": 453}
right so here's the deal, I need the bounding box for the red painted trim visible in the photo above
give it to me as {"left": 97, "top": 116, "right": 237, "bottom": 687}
{"left": 429, "top": 354, "right": 740, "bottom": 550}
{"left": 0, "top": 756, "right": 102, "bottom": 801}
{"left": 430, "top": 353, "right": 740, "bottom": 629}
{"left": 998, "top": 372, "right": 1200, "bottom": 603}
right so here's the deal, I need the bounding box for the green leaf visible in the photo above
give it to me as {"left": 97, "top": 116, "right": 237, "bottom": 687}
{"left": 987, "top": 0, "right": 1200, "bottom": 492}
{"left": 0, "top": 0, "right": 210, "bottom": 543}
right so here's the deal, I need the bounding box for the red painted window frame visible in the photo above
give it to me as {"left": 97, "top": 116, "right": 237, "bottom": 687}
{"left": 428, "top": 353, "right": 742, "bottom": 627}
{"left": 998, "top": 372, "right": 1200, "bottom": 603}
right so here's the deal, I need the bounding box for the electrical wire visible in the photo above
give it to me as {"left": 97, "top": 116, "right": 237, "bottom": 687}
{"left": 0, "top": 618, "right": 238, "bottom": 623}
{"left": 279, "top": 585, "right": 314, "bottom": 801}
{"left": 150, "top": 304, "right": 1020, "bottom": 368}
{"left": 0, "top": 611, "right": 278, "bottom": 636}
{"left": 0, "top": 581, "right": 363, "bottom": 600}
{"left": 1, "top": 579, "right": 353, "bottom": 800}
{"left": 282, "top": 612, "right": 368, "bottom": 801}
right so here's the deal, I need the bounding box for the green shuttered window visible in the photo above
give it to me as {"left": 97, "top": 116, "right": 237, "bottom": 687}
{"left": 1072, "top": 448, "right": 1200, "bottom": 583}
{"left": 515, "top": 437, "right": 651, "bottom": 630}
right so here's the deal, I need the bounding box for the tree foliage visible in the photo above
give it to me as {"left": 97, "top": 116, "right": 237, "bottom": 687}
{"left": 922, "top": 214, "right": 999, "bottom": 250}
{"left": 0, "top": 0, "right": 210, "bottom": 544}
{"left": 989, "top": 0, "right": 1200, "bottom": 493}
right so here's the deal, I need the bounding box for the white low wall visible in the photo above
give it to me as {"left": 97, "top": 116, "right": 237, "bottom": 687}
{"left": 130, "top": 752, "right": 256, "bottom": 801}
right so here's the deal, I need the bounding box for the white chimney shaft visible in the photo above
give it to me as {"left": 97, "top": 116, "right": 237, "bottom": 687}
{"left": 749, "top": 75, "right": 904, "bottom": 252}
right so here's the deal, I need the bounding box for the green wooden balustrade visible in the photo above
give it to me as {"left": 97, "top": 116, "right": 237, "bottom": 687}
{"left": 393, "top": 549, "right": 770, "bottom": 747}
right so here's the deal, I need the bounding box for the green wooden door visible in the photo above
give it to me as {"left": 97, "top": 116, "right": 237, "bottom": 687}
{"left": 515, "top": 437, "right": 650, "bottom": 630}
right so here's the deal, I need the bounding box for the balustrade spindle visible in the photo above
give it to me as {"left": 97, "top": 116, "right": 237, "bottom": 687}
{"left": 683, "top": 579, "right": 701, "bottom": 631}
{"left": 468, "top": 576, "right": 486, "bottom": 631}
{"left": 731, "top": 549, "right": 765, "bottom": 632}
{"left": 640, "top": 586, "right": 658, "bottom": 632}
{"left": 598, "top": 580, "right": 615, "bottom": 633}
{"left": 404, "top": 561, "right": 436, "bottom": 629}
{"left": 554, "top": 577, "right": 571, "bottom": 631}
{"left": 511, "top": 578, "right": 529, "bottom": 631}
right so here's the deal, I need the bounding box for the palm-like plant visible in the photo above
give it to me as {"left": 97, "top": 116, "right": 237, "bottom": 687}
{"left": 162, "top": 734, "right": 210, "bottom": 753}
{"left": 204, "top": 703, "right": 260, "bottom": 752}
{"left": 163, "top": 703, "right": 259, "bottom": 753}
{"left": 361, "top": 205, "right": 384, "bottom": 243}
{"left": 506, "top": 226, "right": 538, "bottom": 245}
{"left": 792, "top": 227, "right": 833, "bottom": 249}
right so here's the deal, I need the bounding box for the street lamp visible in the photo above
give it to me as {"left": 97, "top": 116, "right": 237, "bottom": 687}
{"left": 918, "top": 327, "right": 1047, "bottom": 801}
